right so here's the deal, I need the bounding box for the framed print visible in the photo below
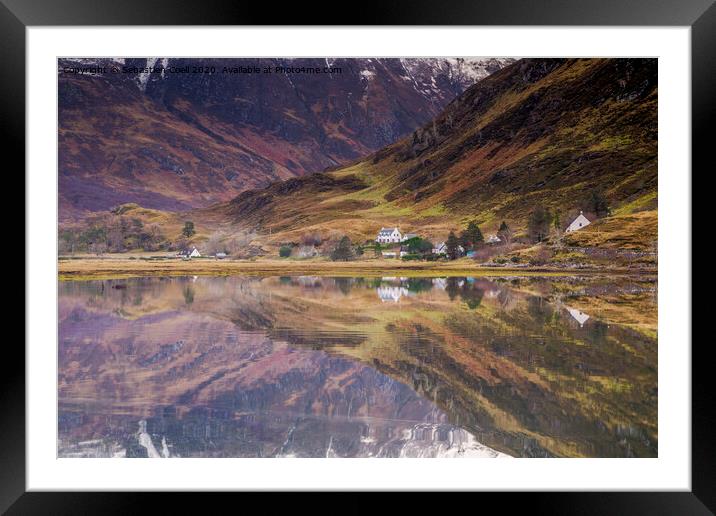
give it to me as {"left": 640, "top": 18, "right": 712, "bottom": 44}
{"left": 6, "top": 0, "right": 712, "bottom": 511}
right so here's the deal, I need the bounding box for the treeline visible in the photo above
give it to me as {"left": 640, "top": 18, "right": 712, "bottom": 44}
{"left": 59, "top": 216, "right": 166, "bottom": 254}
{"left": 528, "top": 191, "right": 610, "bottom": 243}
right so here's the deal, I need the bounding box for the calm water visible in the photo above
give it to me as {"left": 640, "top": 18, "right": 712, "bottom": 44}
{"left": 58, "top": 275, "right": 657, "bottom": 458}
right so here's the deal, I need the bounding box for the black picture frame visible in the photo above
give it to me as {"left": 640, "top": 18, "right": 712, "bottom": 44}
{"left": 4, "top": 0, "right": 711, "bottom": 512}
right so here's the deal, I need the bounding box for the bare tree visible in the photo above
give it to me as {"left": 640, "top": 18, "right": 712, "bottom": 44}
{"left": 204, "top": 232, "right": 226, "bottom": 256}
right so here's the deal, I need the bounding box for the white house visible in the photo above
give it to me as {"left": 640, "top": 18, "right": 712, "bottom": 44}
{"left": 486, "top": 234, "right": 501, "bottom": 244}
{"left": 178, "top": 247, "right": 201, "bottom": 258}
{"left": 401, "top": 233, "right": 419, "bottom": 242}
{"left": 565, "top": 211, "right": 591, "bottom": 233}
{"left": 376, "top": 227, "right": 403, "bottom": 244}
{"left": 565, "top": 306, "right": 590, "bottom": 327}
{"left": 432, "top": 242, "right": 464, "bottom": 256}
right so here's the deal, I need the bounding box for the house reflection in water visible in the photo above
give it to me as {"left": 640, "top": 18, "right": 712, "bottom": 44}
{"left": 432, "top": 277, "right": 447, "bottom": 290}
{"left": 565, "top": 306, "right": 590, "bottom": 327}
{"left": 377, "top": 285, "right": 410, "bottom": 302}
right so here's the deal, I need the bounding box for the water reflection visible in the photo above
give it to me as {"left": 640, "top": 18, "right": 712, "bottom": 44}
{"left": 58, "top": 275, "right": 657, "bottom": 458}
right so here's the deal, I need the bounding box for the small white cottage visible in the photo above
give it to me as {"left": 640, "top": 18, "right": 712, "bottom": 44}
{"left": 486, "top": 234, "right": 501, "bottom": 244}
{"left": 178, "top": 247, "right": 201, "bottom": 258}
{"left": 433, "top": 242, "right": 447, "bottom": 255}
{"left": 565, "top": 211, "right": 591, "bottom": 233}
{"left": 376, "top": 227, "right": 403, "bottom": 244}
{"left": 565, "top": 306, "right": 590, "bottom": 327}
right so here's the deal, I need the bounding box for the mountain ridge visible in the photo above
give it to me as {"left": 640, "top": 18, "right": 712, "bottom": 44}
{"left": 218, "top": 58, "right": 657, "bottom": 246}
{"left": 59, "top": 57, "right": 513, "bottom": 220}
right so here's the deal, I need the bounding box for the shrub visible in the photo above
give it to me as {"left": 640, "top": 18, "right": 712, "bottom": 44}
{"left": 529, "top": 247, "right": 553, "bottom": 266}
{"left": 279, "top": 245, "right": 292, "bottom": 258}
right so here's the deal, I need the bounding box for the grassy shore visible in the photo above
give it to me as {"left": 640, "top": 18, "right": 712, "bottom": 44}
{"left": 58, "top": 256, "right": 655, "bottom": 281}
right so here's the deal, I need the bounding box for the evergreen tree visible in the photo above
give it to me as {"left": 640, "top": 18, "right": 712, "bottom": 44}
{"left": 584, "top": 191, "right": 610, "bottom": 218}
{"left": 373, "top": 242, "right": 381, "bottom": 257}
{"left": 528, "top": 206, "right": 552, "bottom": 243}
{"left": 497, "top": 221, "right": 512, "bottom": 243}
{"left": 406, "top": 237, "right": 433, "bottom": 255}
{"left": 182, "top": 221, "right": 196, "bottom": 238}
{"left": 446, "top": 231, "right": 461, "bottom": 260}
{"left": 461, "top": 220, "right": 484, "bottom": 250}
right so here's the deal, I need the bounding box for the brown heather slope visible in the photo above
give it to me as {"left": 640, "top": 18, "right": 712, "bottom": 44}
{"left": 217, "top": 58, "right": 657, "bottom": 248}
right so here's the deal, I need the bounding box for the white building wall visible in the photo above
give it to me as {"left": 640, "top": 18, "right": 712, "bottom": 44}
{"left": 566, "top": 213, "right": 591, "bottom": 233}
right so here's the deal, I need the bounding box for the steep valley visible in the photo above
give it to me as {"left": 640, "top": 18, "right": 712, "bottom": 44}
{"left": 215, "top": 58, "right": 657, "bottom": 251}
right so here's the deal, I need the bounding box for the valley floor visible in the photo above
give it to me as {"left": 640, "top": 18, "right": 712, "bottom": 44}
{"left": 58, "top": 256, "right": 655, "bottom": 281}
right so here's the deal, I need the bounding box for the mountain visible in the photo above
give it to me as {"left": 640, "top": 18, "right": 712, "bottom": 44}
{"left": 58, "top": 57, "right": 513, "bottom": 220}
{"left": 218, "top": 58, "right": 657, "bottom": 246}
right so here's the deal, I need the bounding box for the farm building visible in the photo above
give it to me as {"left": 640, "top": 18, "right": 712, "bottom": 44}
{"left": 376, "top": 227, "right": 403, "bottom": 244}
{"left": 178, "top": 247, "right": 201, "bottom": 258}
{"left": 566, "top": 211, "right": 591, "bottom": 233}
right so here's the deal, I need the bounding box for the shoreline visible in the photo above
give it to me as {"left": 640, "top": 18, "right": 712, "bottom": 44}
{"left": 58, "top": 257, "right": 657, "bottom": 281}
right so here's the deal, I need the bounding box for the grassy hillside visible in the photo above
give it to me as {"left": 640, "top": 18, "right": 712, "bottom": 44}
{"left": 218, "top": 58, "right": 657, "bottom": 251}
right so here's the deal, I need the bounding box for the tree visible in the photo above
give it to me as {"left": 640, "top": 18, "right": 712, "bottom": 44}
{"left": 301, "top": 232, "right": 323, "bottom": 247}
{"left": 182, "top": 221, "right": 196, "bottom": 238}
{"left": 330, "top": 236, "right": 355, "bottom": 261}
{"left": 279, "top": 245, "right": 292, "bottom": 258}
{"left": 205, "top": 232, "right": 227, "bottom": 256}
{"left": 446, "top": 231, "right": 461, "bottom": 260}
{"left": 497, "top": 221, "right": 512, "bottom": 244}
{"left": 584, "top": 190, "right": 610, "bottom": 218}
{"left": 460, "top": 221, "right": 484, "bottom": 250}
{"left": 373, "top": 242, "right": 381, "bottom": 257}
{"left": 58, "top": 229, "right": 78, "bottom": 255}
{"left": 225, "top": 230, "right": 258, "bottom": 258}
{"left": 528, "top": 206, "right": 552, "bottom": 243}
{"left": 405, "top": 237, "right": 433, "bottom": 255}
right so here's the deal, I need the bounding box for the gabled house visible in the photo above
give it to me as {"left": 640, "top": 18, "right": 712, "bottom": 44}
{"left": 432, "top": 241, "right": 464, "bottom": 256}
{"left": 565, "top": 306, "right": 590, "bottom": 327}
{"left": 178, "top": 247, "right": 201, "bottom": 258}
{"left": 376, "top": 227, "right": 402, "bottom": 244}
{"left": 433, "top": 242, "right": 447, "bottom": 255}
{"left": 565, "top": 211, "right": 591, "bottom": 233}
{"left": 486, "top": 234, "right": 501, "bottom": 244}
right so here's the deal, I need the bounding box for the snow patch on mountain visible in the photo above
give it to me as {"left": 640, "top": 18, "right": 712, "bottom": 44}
{"left": 399, "top": 57, "right": 516, "bottom": 99}
{"left": 360, "top": 69, "right": 376, "bottom": 80}
{"left": 137, "top": 57, "right": 169, "bottom": 91}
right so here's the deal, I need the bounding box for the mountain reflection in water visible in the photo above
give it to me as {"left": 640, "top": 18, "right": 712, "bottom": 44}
{"left": 58, "top": 275, "right": 657, "bottom": 458}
